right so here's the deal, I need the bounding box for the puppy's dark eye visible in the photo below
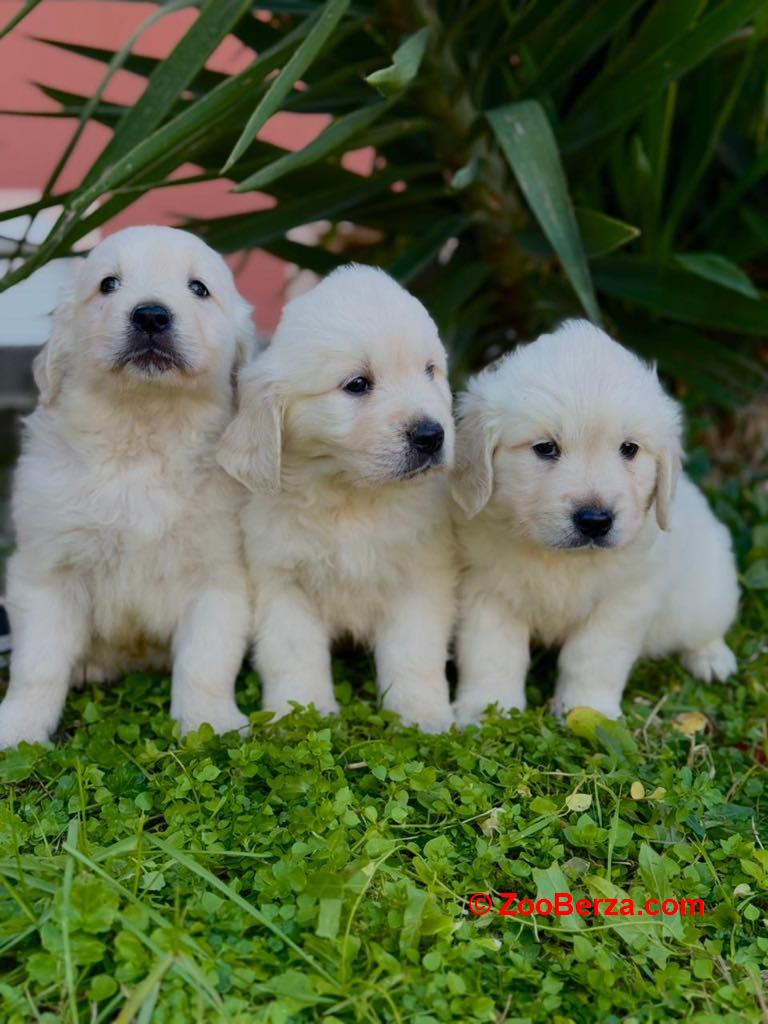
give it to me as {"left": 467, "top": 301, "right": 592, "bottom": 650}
{"left": 189, "top": 279, "right": 210, "bottom": 298}
{"left": 99, "top": 276, "right": 120, "bottom": 294}
{"left": 343, "top": 376, "right": 373, "bottom": 395}
{"left": 425, "top": 362, "right": 436, "bottom": 379}
{"left": 620, "top": 441, "right": 639, "bottom": 460}
{"left": 532, "top": 440, "right": 560, "bottom": 460}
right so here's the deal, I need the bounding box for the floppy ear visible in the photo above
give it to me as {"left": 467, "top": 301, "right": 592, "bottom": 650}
{"left": 651, "top": 382, "right": 684, "bottom": 531}
{"left": 33, "top": 297, "right": 75, "bottom": 405}
{"left": 654, "top": 445, "right": 682, "bottom": 531}
{"left": 451, "top": 395, "right": 497, "bottom": 518}
{"left": 217, "top": 359, "right": 283, "bottom": 493}
{"left": 230, "top": 301, "right": 258, "bottom": 396}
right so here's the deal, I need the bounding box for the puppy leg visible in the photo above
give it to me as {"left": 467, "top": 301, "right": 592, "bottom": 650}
{"left": 255, "top": 585, "right": 338, "bottom": 719}
{"left": 0, "top": 571, "right": 89, "bottom": 748}
{"left": 681, "top": 639, "right": 737, "bottom": 683}
{"left": 454, "top": 596, "right": 529, "bottom": 726}
{"left": 374, "top": 581, "right": 454, "bottom": 733}
{"left": 171, "top": 586, "right": 250, "bottom": 736}
{"left": 553, "top": 599, "right": 652, "bottom": 719}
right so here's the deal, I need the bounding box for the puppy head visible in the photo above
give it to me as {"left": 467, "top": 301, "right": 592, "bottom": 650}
{"left": 452, "top": 320, "right": 683, "bottom": 548}
{"left": 218, "top": 264, "right": 453, "bottom": 492}
{"left": 34, "top": 225, "right": 255, "bottom": 404}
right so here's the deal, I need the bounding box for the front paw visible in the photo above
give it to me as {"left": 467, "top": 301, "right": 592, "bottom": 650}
{"left": 551, "top": 686, "right": 622, "bottom": 721}
{"left": 0, "top": 700, "right": 54, "bottom": 750}
{"left": 383, "top": 693, "right": 454, "bottom": 733}
{"left": 174, "top": 702, "right": 250, "bottom": 737}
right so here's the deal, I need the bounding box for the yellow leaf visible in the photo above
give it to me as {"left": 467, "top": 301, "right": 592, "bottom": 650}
{"left": 674, "top": 711, "right": 709, "bottom": 735}
{"left": 649, "top": 787, "right": 667, "bottom": 801}
{"left": 630, "top": 781, "right": 645, "bottom": 800}
{"left": 566, "top": 792, "right": 593, "bottom": 812}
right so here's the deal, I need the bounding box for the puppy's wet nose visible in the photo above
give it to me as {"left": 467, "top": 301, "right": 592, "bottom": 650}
{"left": 131, "top": 304, "right": 173, "bottom": 335}
{"left": 408, "top": 420, "right": 444, "bottom": 455}
{"left": 573, "top": 505, "right": 614, "bottom": 539}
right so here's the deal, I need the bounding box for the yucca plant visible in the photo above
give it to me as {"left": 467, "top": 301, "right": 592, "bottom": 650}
{"left": 2, "top": 0, "right": 767, "bottom": 402}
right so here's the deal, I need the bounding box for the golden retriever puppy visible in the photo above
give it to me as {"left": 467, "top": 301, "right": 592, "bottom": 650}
{"left": 451, "top": 320, "right": 739, "bottom": 725}
{"left": 218, "top": 265, "right": 456, "bottom": 731}
{"left": 0, "top": 226, "right": 255, "bottom": 748}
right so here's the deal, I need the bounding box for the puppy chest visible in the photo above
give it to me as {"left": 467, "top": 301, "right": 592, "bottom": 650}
{"left": 502, "top": 561, "right": 615, "bottom": 646}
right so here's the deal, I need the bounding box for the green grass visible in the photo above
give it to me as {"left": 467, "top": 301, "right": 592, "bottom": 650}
{"left": 0, "top": 480, "right": 766, "bottom": 1024}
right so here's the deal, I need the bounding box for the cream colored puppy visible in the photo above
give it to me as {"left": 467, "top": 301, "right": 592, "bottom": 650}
{"left": 451, "top": 320, "right": 739, "bottom": 724}
{"left": 218, "top": 265, "right": 456, "bottom": 731}
{"left": 0, "top": 226, "right": 255, "bottom": 749}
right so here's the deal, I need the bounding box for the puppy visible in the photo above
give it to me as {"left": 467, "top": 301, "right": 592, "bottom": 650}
{"left": 451, "top": 320, "right": 739, "bottom": 724}
{"left": 218, "top": 264, "right": 456, "bottom": 731}
{"left": 0, "top": 226, "right": 255, "bottom": 748}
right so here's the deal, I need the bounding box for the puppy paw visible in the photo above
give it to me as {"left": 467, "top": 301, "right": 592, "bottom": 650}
{"left": 175, "top": 703, "right": 250, "bottom": 737}
{"left": 552, "top": 690, "right": 623, "bottom": 721}
{"left": 384, "top": 695, "right": 454, "bottom": 733}
{"left": 453, "top": 695, "right": 526, "bottom": 728}
{"left": 682, "top": 640, "right": 737, "bottom": 683}
{"left": 0, "top": 701, "right": 54, "bottom": 750}
{"left": 72, "top": 663, "right": 121, "bottom": 689}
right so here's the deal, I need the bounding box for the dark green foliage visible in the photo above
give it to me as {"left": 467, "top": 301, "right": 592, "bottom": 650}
{"left": 1, "top": 0, "right": 767, "bottom": 398}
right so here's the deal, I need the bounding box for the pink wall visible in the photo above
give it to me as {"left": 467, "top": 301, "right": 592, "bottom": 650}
{"left": 0, "top": 1, "right": 347, "bottom": 330}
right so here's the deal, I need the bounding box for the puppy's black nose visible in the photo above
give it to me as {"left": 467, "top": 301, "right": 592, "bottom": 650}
{"left": 408, "top": 420, "right": 444, "bottom": 455}
{"left": 131, "top": 304, "right": 172, "bottom": 334}
{"left": 573, "top": 506, "right": 614, "bottom": 539}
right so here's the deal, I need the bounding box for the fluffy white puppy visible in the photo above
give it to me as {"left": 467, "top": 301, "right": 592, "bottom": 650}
{"left": 218, "top": 264, "right": 456, "bottom": 731}
{"left": 0, "top": 225, "right": 255, "bottom": 748}
{"left": 451, "top": 320, "right": 739, "bottom": 724}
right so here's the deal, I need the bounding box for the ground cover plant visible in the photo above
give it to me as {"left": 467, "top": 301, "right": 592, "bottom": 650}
{"left": 0, "top": 477, "right": 766, "bottom": 1022}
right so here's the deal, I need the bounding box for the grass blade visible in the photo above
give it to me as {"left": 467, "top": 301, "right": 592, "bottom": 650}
{"left": 488, "top": 99, "right": 601, "bottom": 322}
{"left": 149, "top": 835, "right": 337, "bottom": 985}
{"left": 223, "top": 0, "right": 351, "bottom": 171}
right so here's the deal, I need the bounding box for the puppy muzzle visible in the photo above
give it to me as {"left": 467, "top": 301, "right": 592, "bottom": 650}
{"left": 113, "top": 303, "right": 188, "bottom": 374}
{"left": 398, "top": 418, "right": 446, "bottom": 477}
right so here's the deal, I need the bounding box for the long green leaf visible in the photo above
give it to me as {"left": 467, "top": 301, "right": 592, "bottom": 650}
{"left": 86, "top": 0, "right": 252, "bottom": 184}
{"left": 673, "top": 253, "right": 760, "bottom": 299}
{"left": 563, "top": 0, "right": 764, "bottom": 150}
{"left": 188, "top": 169, "right": 422, "bottom": 251}
{"left": 662, "top": 38, "right": 756, "bottom": 249}
{"left": 235, "top": 99, "right": 393, "bottom": 192}
{"left": 577, "top": 0, "right": 706, "bottom": 106}
{"left": 525, "top": 0, "right": 644, "bottom": 93}
{"left": 33, "top": 36, "right": 227, "bottom": 94}
{"left": 366, "top": 27, "right": 429, "bottom": 97}
{"left": 488, "top": 99, "right": 601, "bottom": 323}
{"left": 0, "top": 20, "right": 314, "bottom": 293}
{"left": 0, "top": 0, "right": 43, "bottom": 40}
{"left": 594, "top": 256, "right": 768, "bottom": 333}
{"left": 223, "top": 0, "right": 351, "bottom": 171}
{"left": 41, "top": 1, "right": 195, "bottom": 207}
{"left": 388, "top": 214, "right": 471, "bottom": 283}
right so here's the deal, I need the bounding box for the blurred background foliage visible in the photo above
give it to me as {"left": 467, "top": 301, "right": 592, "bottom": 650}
{"left": 1, "top": 0, "right": 768, "bottom": 405}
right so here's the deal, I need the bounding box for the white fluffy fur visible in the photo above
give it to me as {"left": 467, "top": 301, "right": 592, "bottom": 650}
{"left": 0, "top": 226, "right": 256, "bottom": 749}
{"left": 218, "top": 265, "right": 456, "bottom": 731}
{"left": 451, "top": 320, "right": 739, "bottom": 724}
